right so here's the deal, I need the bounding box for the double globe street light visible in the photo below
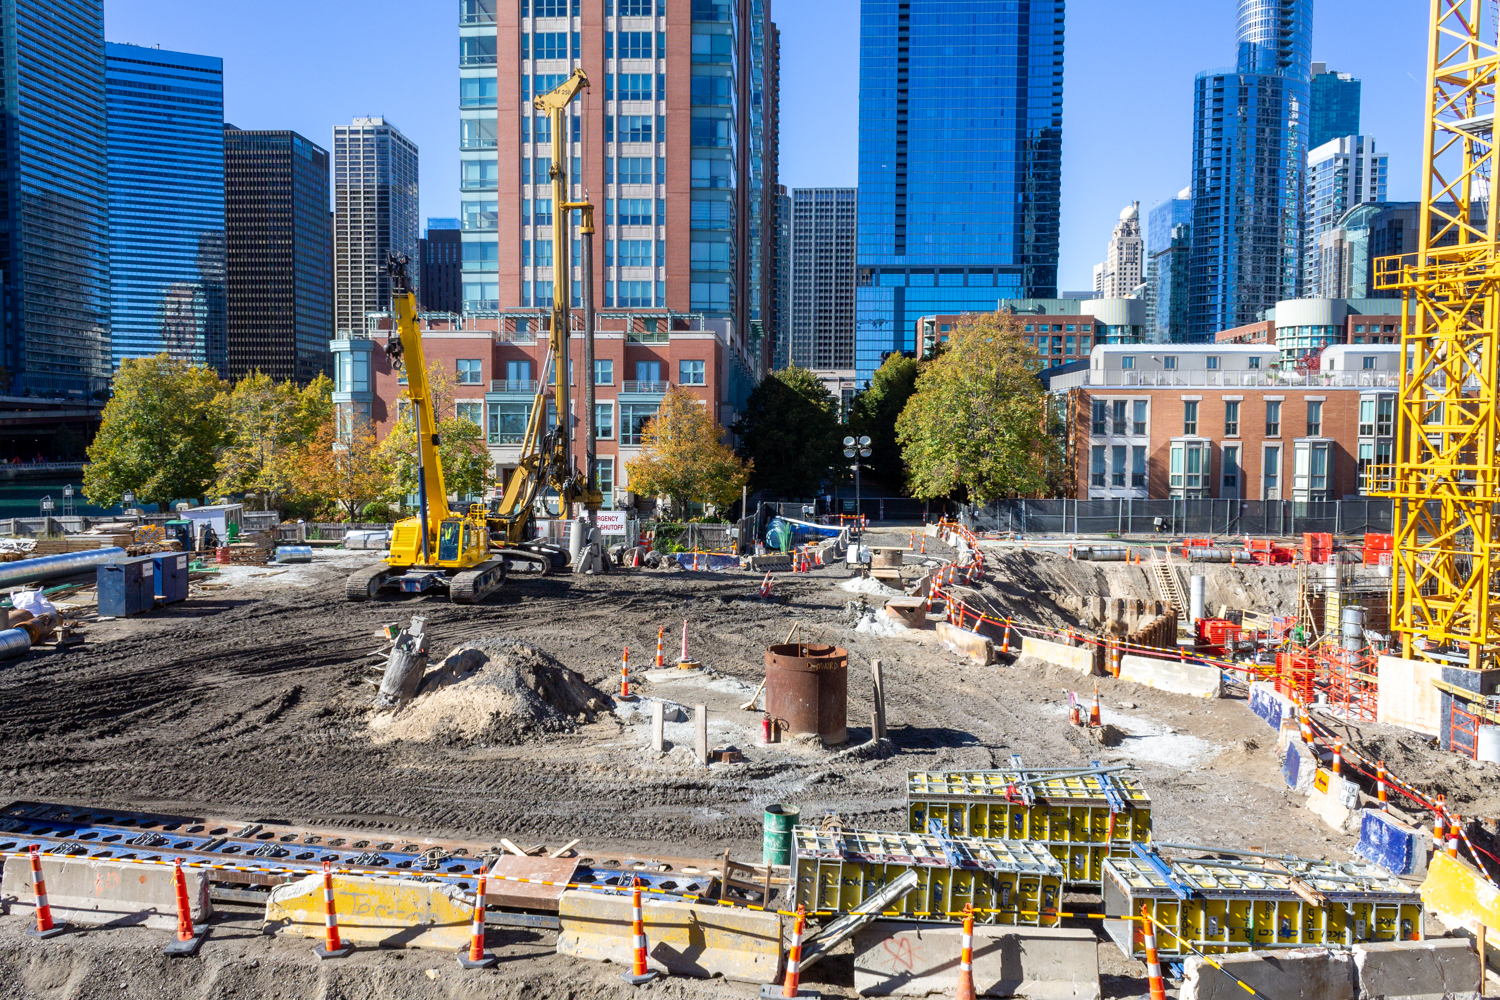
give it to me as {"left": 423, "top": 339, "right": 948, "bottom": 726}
{"left": 843, "top": 435, "right": 871, "bottom": 533}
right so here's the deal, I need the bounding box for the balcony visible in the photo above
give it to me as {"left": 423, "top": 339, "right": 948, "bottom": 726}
{"left": 622, "top": 380, "right": 670, "bottom": 393}
{"left": 627, "top": 330, "right": 669, "bottom": 344}
{"left": 1079, "top": 370, "right": 1402, "bottom": 389}
{"left": 491, "top": 379, "right": 539, "bottom": 393}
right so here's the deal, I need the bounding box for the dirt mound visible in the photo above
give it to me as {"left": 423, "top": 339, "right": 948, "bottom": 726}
{"left": 369, "top": 639, "right": 609, "bottom": 747}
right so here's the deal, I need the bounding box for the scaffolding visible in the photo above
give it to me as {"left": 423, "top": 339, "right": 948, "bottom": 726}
{"left": 1373, "top": 0, "right": 1500, "bottom": 670}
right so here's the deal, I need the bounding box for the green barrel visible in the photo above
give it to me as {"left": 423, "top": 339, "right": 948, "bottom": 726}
{"left": 762, "top": 804, "right": 800, "bottom": 865}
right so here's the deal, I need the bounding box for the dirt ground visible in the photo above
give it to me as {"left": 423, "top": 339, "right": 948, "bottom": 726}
{"left": 0, "top": 530, "right": 1495, "bottom": 999}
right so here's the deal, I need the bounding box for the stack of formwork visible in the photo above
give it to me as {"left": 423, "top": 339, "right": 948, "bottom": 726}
{"left": 1126, "top": 609, "right": 1177, "bottom": 650}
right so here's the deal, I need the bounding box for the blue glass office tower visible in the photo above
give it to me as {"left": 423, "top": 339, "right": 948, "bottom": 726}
{"left": 105, "top": 43, "right": 226, "bottom": 375}
{"left": 1146, "top": 189, "right": 1193, "bottom": 343}
{"left": 854, "top": 0, "right": 1064, "bottom": 385}
{"left": 1309, "top": 63, "right": 1359, "bottom": 151}
{"left": 0, "top": 0, "right": 110, "bottom": 397}
{"left": 1188, "top": 0, "right": 1312, "bottom": 340}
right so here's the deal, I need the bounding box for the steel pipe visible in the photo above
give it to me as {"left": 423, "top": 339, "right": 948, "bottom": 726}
{"left": 0, "top": 547, "right": 127, "bottom": 589}
{"left": 0, "top": 627, "right": 30, "bottom": 660}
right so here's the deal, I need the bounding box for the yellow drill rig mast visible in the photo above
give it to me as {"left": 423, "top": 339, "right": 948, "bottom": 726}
{"left": 1374, "top": 0, "right": 1500, "bottom": 669}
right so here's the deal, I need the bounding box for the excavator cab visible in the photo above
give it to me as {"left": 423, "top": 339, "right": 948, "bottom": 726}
{"left": 437, "top": 520, "right": 462, "bottom": 562}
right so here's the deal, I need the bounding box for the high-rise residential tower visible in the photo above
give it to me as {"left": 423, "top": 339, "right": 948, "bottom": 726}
{"left": 1303, "top": 135, "right": 1386, "bottom": 296}
{"left": 1188, "top": 0, "right": 1312, "bottom": 340}
{"left": 455, "top": 0, "right": 779, "bottom": 377}
{"left": 1146, "top": 188, "right": 1193, "bottom": 343}
{"left": 105, "top": 43, "right": 226, "bottom": 375}
{"left": 1097, "top": 203, "right": 1143, "bottom": 299}
{"left": 853, "top": 0, "right": 1064, "bottom": 385}
{"left": 420, "top": 218, "right": 463, "bottom": 314}
{"left": 789, "top": 188, "right": 857, "bottom": 371}
{"left": 1309, "top": 62, "right": 1360, "bottom": 150}
{"left": 333, "top": 117, "right": 419, "bottom": 336}
{"left": 0, "top": 0, "right": 110, "bottom": 397}
{"left": 224, "top": 127, "right": 334, "bottom": 382}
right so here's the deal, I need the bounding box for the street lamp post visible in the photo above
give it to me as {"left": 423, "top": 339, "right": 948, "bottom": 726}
{"left": 122, "top": 489, "right": 136, "bottom": 516}
{"left": 842, "top": 435, "right": 872, "bottom": 536}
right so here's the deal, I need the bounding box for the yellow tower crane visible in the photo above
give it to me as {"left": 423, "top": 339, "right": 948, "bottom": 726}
{"left": 1374, "top": 0, "right": 1500, "bottom": 669}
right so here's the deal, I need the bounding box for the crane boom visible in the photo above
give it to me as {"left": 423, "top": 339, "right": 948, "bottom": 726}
{"left": 383, "top": 256, "right": 451, "bottom": 560}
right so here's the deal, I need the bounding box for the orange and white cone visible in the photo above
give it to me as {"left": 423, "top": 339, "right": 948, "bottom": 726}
{"left": 1448, "top": 815, "right": 1460, "bottom": 859}
{"left": 1377, "top": 761, "right": 1388, "bottom": 812}
{"left": 313, "top": 860, "right": 353, "bottom": 959}
{"left": 761, "top": 904, "right": 810, "bottom": 998}
{"left": 163, "top": 857, "right": 208, "bottom": 956}
{"left": 1332, "top": 740, "right": 1342, "bottom": 776}
{"left": 1299, "top": 705, "right": 1314, "bottom": 745}
{"left": 1001, "top": 618, "right": 1012, "bottom": 654}
{"left": 759, "top": 572, "right": 773, "bottom": 598}
{"left": 622, "top": 878, "right": 659, "bottom": 985}
{"left": 633, "top": 547, "right": 641, "bottom": 568}
{"left": 619, "top": 646, "right": 633, "bottom": 700}
{"left": 655, "top": 627, "right": 665, "bottom": 669}
{"left": 1089, "top": 686, "right": 1101, "bottom": 728}
{"left": 1434, "top": 796, "right": 1446, "bottom": 851}
{"left": 458, "top": 872, "right": 497, "bottom": 968}
{"left": 956, "top": 903, "right": 976, "bottom": 1000}
{"left": 1143, "top": 905, "right": 1167, "bottom": 1000}
{"left": 24, "top": 845, "right": 67, "bottom": 939}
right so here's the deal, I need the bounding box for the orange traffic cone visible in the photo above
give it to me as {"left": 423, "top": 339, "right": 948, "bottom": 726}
{"left": 655, "top": 627, "right": 665, "bottom": 669}
{"left": 956, "top": 903, "right": 976, "bottom": 1000}
{"left": 313, "top": 860, "right": 353, "bottom": 959}
{"left": 622, "top": 878, "right": 659, "bottom": 985}
{"left": 763, "top": 904, "right": 813, "bottom": 998}
{"left": 1089, "top": 686, "right": 1101, "bottom": 727}
{"left": 1001, "top": 618, "right": 1012, "bottom": 654}
{"left": 24, "top": 845, "right": 67, "bottom": 939}
{"left": 1069, "top": 693, "right": 1082, "bottom": 727}
{"left": 619, "top": 647, "right": 634, "bottom": 700}
{"left": 1143, "top": 905, "right": 1167, "bottom": 1000}
{"left": 458, "top": 872, "right": 497, "bottom": 968}
{"left": 163, "top": 857, "right": 208, "bottom": 956}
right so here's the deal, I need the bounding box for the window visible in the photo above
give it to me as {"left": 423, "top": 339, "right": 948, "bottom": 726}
{"left": 460, "top": 76, "right": 497, "bottom": 108}
{"left": 594, "top": 359, "right": 613, "bottom": 385}
{"left": 1358, "top": 441, "right": 1374, "bottom": 492}
{"left": 691, "top": 157, "right": 732, "bottom": 188}
{"left": 593, "top": 457, "right": 615, "bottom": 508}
{"left": 618, "top": 0, "right": 655, "bottom": 14}
{"left": 456, "top": 401, "right": 482, "bottom": 426}
{"left": 462, "top": 160, "right": 499, "bottom": 191}
{"left": 505, "top": 360, "right": 532, "bottom": 386}
{"left": 489, "top": 402, "right": 531, "bottom": 445}
{"left": 620, "top": 403, "right": 658, "bottom": 445}
{"left": 1183, "top": 400, "right": 1198, "bottom": 436}
{"left": 1359, "top": 398, "right": 1375, "bottom": 436}
{"left": 595, "top": 402, "right": 615, "bottom": 439}
{"left": 1169, "top": 441, "right": 1211, "bottom": 497}
{"left": 1376, "top": 438, "right": 1393, "bottom": 477}
{"left": 635, "top": 360, "right": 662, "bottom": 383}
{"left": 1306, "top": 400, "right": 1323, "bottom": 437}
{"left": 1132, "top": 400, "right": 1147, "bottom": 436}
{"left": 616, "top": 115, "right": 654, "bottom": 143}
{"left": 1121, "top": 356, "right": 1136, "bottom": 370}
{"left": 1222, "top": 445, "right": 1240, "bottom": 496}
{"left": 691, "top": 76, "right": 732, "bottom": 105}
{"left": 533, "top": 198, "right": 553, "bottom": 225}
{"left": 679, "top": 359, "right": 706, "bottom": 385}
{"left": 1223, "top": 400, "right": 1239, "bottom": 437}
{"left": 691, "top": 280, "right": 730, "bottom": 309}
{"left": 616, "top": 156, "right": 653, "bottom": 185}
{"left": 1362, "top": 356, "right": 1376, "bottom": 370}
{"left": 531, "top": 240, "right": 553, "bottom": 267}
{"left": 617, "top": 31, "right": 654, "bottom": 59}
{"left": 1091, "top": 445, "right": 1106, "bottom": 487}
{"left": 1131, "top": 446, "right": 1146, "bottom": 488}
{"left": 1111, "top": 445, "right": 1126, "bottom": 487}
{"left": 617, "top": 239, "right": 653, "bottom": 268}
{"left": 1293, "top": 441, "right": 1332, "bottom": 498}
{"left": 1265, "top": 400, "right": 1281, "bottom": 436}
{"left": 691, "top": 200, "right": 731, "bottom": 229}
{"left": 1248, "top": 356, "right": 1261, "bottom": 370}
{"left": 1163, "top": 356, "right": 1178, "bottom": 370}
{"left": 617, "top": 198, "right": 653, "bottom": 226}
{"left": 616, "top": 280, "right": 652, "bottom": 307}
{"left": 1111, "top": 400, "right": 1126, "bottom": 434}
{"left": 456, "top": 359, "right": 483, "bottom": 385}
{"left": 532, "top": 32, "right": 568, "bottom": 60}
{"left": 1092, "top": 400, "right": 1107, "bottom": 435}
{"left": 1263, "top": 446, "right": 1281, "bottom": 498}
{"left": 1376, "top": 396, "right": 1394, "bottom": 436}
{"left": 1206, "top": 355, "right": 1220, "bottom": 370}
{"left": 691, "top": 117, "right": 731, "bottom": 147}
{"left": 616, "top": 73, "right": 653, "bottom": 101}
{"left": 691, "top": 240, "right": 731, "bottom": 270}
{"left": 692, "top": 32, "right": 733, "bottom": 63}
{"left": 461, "top": 34, "right": 497, "bottom": 66}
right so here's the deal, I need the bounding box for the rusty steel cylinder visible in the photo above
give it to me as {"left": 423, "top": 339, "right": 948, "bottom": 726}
{"left": 764, "top": 643, "right": 849, "bottom": 745}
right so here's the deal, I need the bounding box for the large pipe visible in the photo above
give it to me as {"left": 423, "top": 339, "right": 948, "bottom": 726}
{"left": 0, "top": 547, "right": 127, "bottom": 590}
{"left": 1187, "top": 548, "right": 1253, "bottom": 563}
{"left": 0, "top": 628, "right": 30, "bottom": 661}
{"left": 1189, "top": 574, "right": 1206, "bottom": 627}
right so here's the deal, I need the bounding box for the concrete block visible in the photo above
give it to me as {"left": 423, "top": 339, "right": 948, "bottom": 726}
{"left": 263, "top": 872, "right": 473, "bottom": 950}
{"left": 939, "top": 621, "right": 995, "bottom": 666}
{"left": 1249, "top": 681, "right": 1297, "bottom": 733}
{"left": 1377, "top": 656, "right": 1446, "bottom": 737}
{"left": 556, "top": 888, "right": 782, "bottom": 982}
{"left": 1355, "top": 810, "right": 1429, "bottom": 878}
{"left": 1353, "top": 939, "right": 1479, "bottom": 999}
{"left": 749, "top": 553, "right": 793, "bottom": 570}
{"left": 1282, "top": 738, "right": 1317, "bottom": 794}
{"left": 884, "top": 597, "right": 928, "bottom": 629}
{"left": 852, "top": 921, "right": 1099, "bottom": 998}
{"left": 1181, "top": 947, "right": 1354, "bottom": 1000}
{"left": 1305, "top": 770, "right": 1360, "bottom": 834}
{"left": 1020, "top": 635, "right": 1094, "bottom": 674}
{"left": 0, "top": 854, "right": 211, "bottom": 932}
{"left": 1421, "top": 853, "right": 1500, "bottom": 938}
{"left": 1118, "top": 653, "right": 1221, "bottom": 698}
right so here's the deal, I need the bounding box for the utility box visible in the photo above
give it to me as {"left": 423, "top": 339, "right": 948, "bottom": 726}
{"left": 151, "top": 552, "right": 189, "bottom": 604}
{"left": 97, "top": 555, "right": 158, "bottom": 617}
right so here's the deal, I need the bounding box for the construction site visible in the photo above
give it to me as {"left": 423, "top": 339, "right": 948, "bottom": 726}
{"left": 4, "top": 2, "right": 1500, "bottom": 998}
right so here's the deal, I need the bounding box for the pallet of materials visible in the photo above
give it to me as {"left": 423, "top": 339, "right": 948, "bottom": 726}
{"left": 790, "top": 824, "right": 1065, "bottom": 926}
{"left": 906, "top": 761, "right": 1151, "bottom": 885}
{"left": 26, "top": 534, "right": 134, "bottom": 556}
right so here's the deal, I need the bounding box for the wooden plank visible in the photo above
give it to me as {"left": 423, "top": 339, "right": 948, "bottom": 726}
{"left": 484, "top": 855, "right": 580, "bottom": 912}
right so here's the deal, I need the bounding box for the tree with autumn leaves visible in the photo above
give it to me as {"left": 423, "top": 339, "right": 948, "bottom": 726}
{"left": 625, "top": 386, "right": 750, "bottom": 518}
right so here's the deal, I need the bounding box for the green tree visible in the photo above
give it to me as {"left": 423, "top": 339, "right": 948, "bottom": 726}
{"left": 378, "top": 360, "right": 492, "bottom": 506}
{"left": 848, "top": 353, "right": 921, "bottom": 491}
{"left": 214, "top": 372, "right": 333, "bottom": 509}
{"left": 896, "top": 313, "right": 1062, "bottom": 502}
{"left": 733, "top": 367, "right": 842, "bottom": 496}
{"left": 294, "top": 417, "right": 390, "bottom": 521}
{"left": 626, "top": 386, "right": 750, "bottom": 518}
{"left": 83, "top": 355, "right": 228, "bottom": 510}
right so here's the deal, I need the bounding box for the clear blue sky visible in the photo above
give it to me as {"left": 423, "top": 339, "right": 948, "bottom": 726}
{"left": 107, "top": 0, "right": 1431, "bottom": 291}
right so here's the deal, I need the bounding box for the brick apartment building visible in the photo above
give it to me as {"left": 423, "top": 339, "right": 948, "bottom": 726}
{"left": 1214, "top": 296, "right": 1405, "bottom": 361}
{"left": 331, "top": 310, "right": 745, "bottom": 510}
{"left": 1051, "top": 343, "right": 1401, "bottom": 502}
{"left": 916, "top": 297, "right": 1148, "bottom": 367}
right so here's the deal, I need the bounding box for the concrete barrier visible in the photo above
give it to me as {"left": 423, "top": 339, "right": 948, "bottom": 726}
{"left": 1020, "top": 635, "right": 1095, "bottom": 674}
{"left": 1249, "top": 680, "right": 1297, "bottom": 733}
{"left": 852, "top": 921, "right": 1100, "bottom": 998}
{"left": 938, "top": 621, "right": 995, "bottom": 666}
{"left": 1353, "top": 939, "right": 1478, "bottom": 999}
{"left": 1282, "top": 738, "right": 1317, "bottom": 793}
{"left": 0, "top": 854, "right": 211, "bottom": 931}
{"left": 1181, "top": 948, "right": 1354, "bottom": 1000}
{"left": 1355, "top": 809, "right": 1429, "bottom": 878}
{"left": 556, "top": 888, "right": 782, "bottom": 982}
{"left": 1117, "top": 653, "right": 1221, "bottom": 698}
{"left": 263, "top": 872, "right": 472, "bottom": 950}
{"left": 1377, "top": 655, "right": 1446, "bottom": 737}
{"left": 1305, "top": 769, "right": 1361, "bottom": 834}
{"left": 1421, "top": 853, "right": 1500, "bottom": 938}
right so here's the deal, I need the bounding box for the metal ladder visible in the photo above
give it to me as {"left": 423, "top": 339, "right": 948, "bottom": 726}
{"left": 1149, "top": 549, "right": 1187, "bottom": 613}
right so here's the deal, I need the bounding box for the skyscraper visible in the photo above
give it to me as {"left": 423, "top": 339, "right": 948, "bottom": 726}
{"left": 333, "top": 117, "right": 419, "bottom": 336}
{"left": 1303, "top": 135, "right": 1386, "bottom": 295}
{"left": 1309, "top": 62, "right": 1360, "bottom": 151}
{"left": 456, "top": 0, "right": 778, "bottom": 377}
{"left": 0, "top": 0, "right": 110, "bottom": 397}
{"left": 854, "top": 0, "right": 1064, "bottom": 385}
{"left": 1188, "top": 0, "right": 1312, "bottom": 339}
{"left": 224, "top": 127, "right": 334, "bottom": 382}
{"left": 420, "top": 218, "right": 463, "bottom": 314}
{"left": 1097, "top": 203, "right": 1143, "bottom": 299}
{"left": 105, "top": 43, "right": 226, "bottom": 375}
{"left": 789, "top": 188, "right": 858, "bottom": 371}
{"left": 770, "top": 184, "right": 791, "bottom": 369}
{"left": 1146, "top": 188, "right": 1193, "bottom": 343}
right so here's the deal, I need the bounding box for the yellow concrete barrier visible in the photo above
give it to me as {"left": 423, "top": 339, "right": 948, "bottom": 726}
{"left": 556, "top": 889, "right": 783, "bottom": 982}
{"left": 1421, "top": 852, "right": 1500, "bottom": 936}
{"left": 263, "top": 872, "right": 473, "bottom": 950}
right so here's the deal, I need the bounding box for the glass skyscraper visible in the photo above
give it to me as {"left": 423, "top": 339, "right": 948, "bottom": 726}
{"left": 1188, "top": 0, "right": 1312, "bottom": 339}
{"left": 105, "top": 43, "right": 226, "bottom": 375}
{"left": 0, "top": 0, "right": 110, "bottom": 397}
{"left": 854, "top": 0, "right": 1064, "bottom": 384}
{"left": 1146, "top": 188, "right": 1193, "bottom": 343}
{"left": 1309, "top": 63, "right": 1360, "bottom": 151}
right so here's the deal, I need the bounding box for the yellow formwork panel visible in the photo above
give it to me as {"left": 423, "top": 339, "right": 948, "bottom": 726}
{"left": 908, "top": 769, "right": 1152, "bottom": 885}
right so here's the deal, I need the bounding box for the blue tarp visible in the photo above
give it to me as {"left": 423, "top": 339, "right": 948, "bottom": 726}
{"left": 672, "top": 552, "right": 739, "bottom": 571}
{"left": 765, "top": 516, "right": 844, "bottom": 553}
